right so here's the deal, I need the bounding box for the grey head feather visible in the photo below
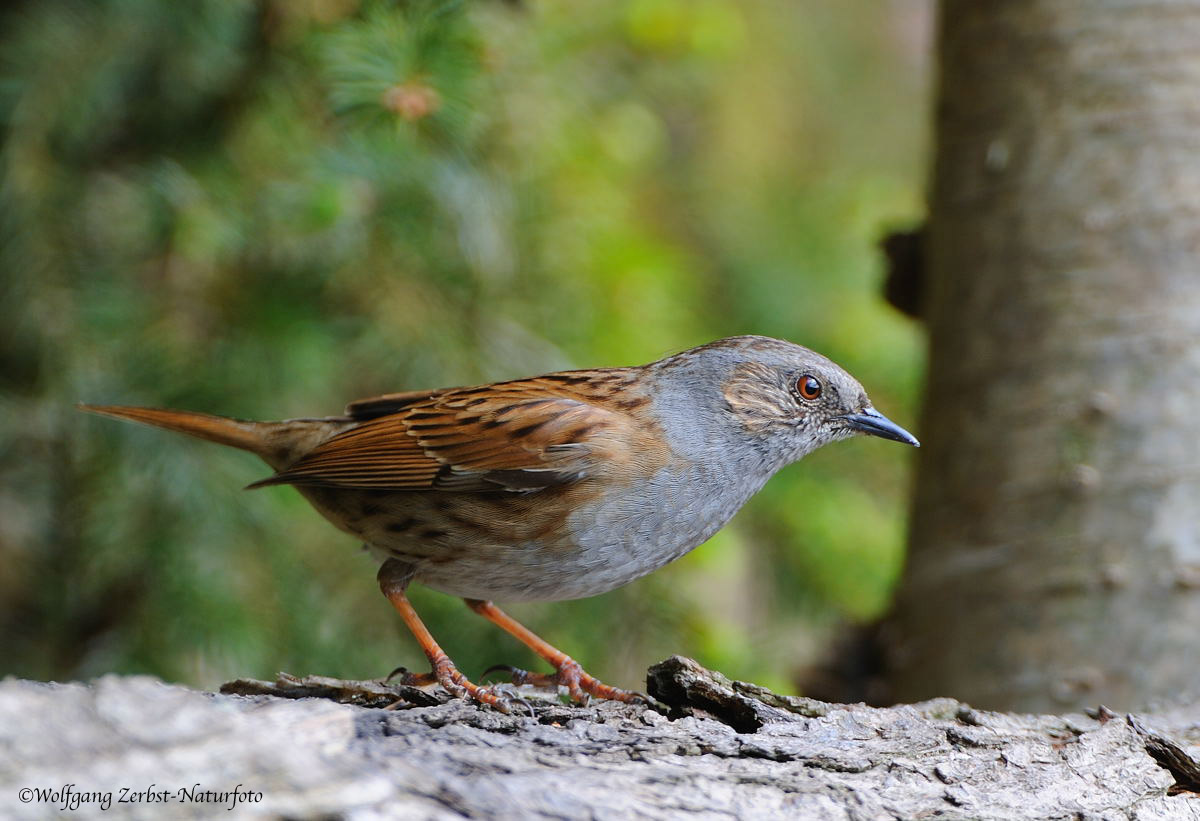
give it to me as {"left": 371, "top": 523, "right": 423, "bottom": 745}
{"left": 648, "top": 335, "right": 885, "bottom": 476}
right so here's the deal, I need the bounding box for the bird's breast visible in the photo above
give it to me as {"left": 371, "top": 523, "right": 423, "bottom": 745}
{"left": 561, "top": 463, "right": 767, "bottom": 592}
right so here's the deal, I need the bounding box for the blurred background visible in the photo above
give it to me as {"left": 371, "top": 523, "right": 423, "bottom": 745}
{"left": 0, "top": 0, "right": 930, "bottom": 694}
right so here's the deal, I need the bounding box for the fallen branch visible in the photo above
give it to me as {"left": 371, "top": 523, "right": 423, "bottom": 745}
{"left": 1, "top": 657, "right": 1197, "bottom": 819}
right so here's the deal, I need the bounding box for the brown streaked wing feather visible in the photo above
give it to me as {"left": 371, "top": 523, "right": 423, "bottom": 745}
{"left": 253, "top": 379, "right": 636, "bottom": 491}
{"left": 344, "top": 388, "right": 452, "bottom": 421}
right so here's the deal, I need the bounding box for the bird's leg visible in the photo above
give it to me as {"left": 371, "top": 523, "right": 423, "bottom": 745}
{"left": 465, "top": 598, "right": 647, "bottom": 704}
{"left": 377, "top": 560, "right": 514, "bottom": 713}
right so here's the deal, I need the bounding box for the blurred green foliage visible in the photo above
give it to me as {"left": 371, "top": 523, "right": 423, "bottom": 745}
{"left": 0, "top": 0, "right": 928, "bottom": 693}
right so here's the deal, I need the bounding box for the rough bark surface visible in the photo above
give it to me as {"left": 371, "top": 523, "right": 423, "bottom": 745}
{"left": 2, "top": 658, "right": 1198, "bottom": 820}
{"left": 887, "top": 0, "right": 1200, "bottom": 711}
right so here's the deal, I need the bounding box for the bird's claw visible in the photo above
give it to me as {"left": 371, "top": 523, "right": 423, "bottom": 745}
{"left": 386, "top": 657, "right": 532, "bottom": 714}
{"left": 385, "top": 666, "right": 437, "bottom": 687}
{"left": 481, "top": 657, "right": 643, "bottom": 706}
{"left": 488, "top": 682, "right": 536, "bottom": 717}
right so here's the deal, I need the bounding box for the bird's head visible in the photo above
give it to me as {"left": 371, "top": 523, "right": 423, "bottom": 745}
{"left": 660, "top": 335, "right": 918, "bottom": 467}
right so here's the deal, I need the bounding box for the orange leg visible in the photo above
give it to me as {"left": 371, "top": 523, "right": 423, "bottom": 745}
{"left": 377, "top": 560, "right": 514, "bottom": 713}
{"left": 465, "top": 598, "right": 646, "bottom": 705}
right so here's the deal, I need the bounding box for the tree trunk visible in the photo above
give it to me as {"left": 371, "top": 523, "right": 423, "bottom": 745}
{"left": 886, "top": 0, "right": 1200, "bottom": 711}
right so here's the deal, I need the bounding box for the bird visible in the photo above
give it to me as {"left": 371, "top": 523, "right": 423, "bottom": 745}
{"left": 81, "top": 335, "right": 918, "bottom": 711}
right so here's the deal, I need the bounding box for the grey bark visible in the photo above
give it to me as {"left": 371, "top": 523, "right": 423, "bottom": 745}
{"left": 886, "top": 0, "right": 1200, "bottom": 711}
{"left": 2, "top": 658, "right": 1199, "bottom": 820}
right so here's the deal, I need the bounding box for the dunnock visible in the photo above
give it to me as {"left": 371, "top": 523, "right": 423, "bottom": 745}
{"left": 82, "top": 335, "right": 917, "bottom": 711}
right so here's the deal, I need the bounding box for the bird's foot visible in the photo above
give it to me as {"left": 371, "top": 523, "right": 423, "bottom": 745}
{"left": 387, "top": 657, "right": 528, "bottom": 714}
{"left": 483, "top": 658, "right": 648, "bottom": 705}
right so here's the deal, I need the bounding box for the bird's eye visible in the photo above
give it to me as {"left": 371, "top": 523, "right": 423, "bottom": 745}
{"left": 796, "top": 375, "right": 822, "bottom": 401}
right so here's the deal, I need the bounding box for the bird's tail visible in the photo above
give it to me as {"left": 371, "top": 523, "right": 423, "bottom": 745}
{"left": 79, "top": 404, "right": 272, "bottom": 454}
{"left": 78, "top": 404, "right": 353, "bottom": 474}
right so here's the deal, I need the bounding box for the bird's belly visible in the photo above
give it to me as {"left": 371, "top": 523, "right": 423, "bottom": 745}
{"left": 300, "top": 468, "right": 764, "bottom": 603}
{"left": 411, "top": 511, "right": 713, "bottom": 602}
{"left": 425, "top": 471, "right": 759, "bottom": 601}
{"left": 413, "top": 538, "right": 657, "bottom": 602}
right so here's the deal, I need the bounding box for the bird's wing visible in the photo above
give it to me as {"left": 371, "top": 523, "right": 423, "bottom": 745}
{"left": 249, "top": 376, "right": 645, "bottom": 492}
{"left": 343, "top": 388, "right": 451, "bottom": 421}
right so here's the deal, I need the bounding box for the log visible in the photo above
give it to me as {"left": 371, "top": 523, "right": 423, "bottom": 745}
{"left": 1, "top": 657, "right": 1197, "bottom": 819}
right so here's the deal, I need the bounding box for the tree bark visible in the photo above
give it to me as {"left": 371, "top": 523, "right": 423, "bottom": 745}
{"left": 3, "top": 660, "right": 1199, "bottom": 819}
{"left": 886, "top": 0, "right": 1200, "bottom": 711}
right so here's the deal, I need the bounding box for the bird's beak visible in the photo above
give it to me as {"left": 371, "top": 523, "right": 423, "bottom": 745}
{"left": 839, "top": 408, "right": 920, "bottom": 447}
